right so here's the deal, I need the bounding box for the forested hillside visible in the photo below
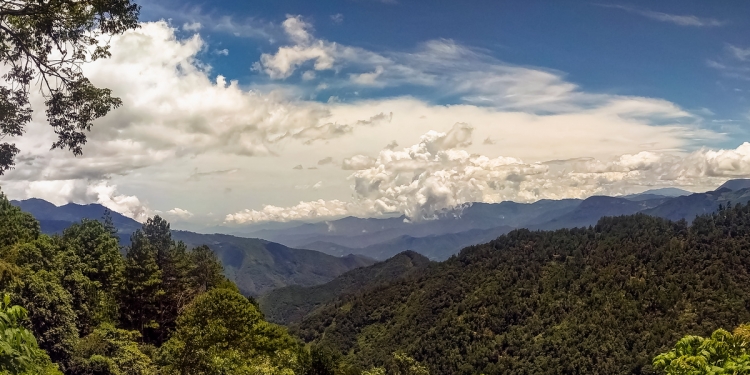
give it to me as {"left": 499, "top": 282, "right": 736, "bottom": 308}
{"left": 10, "top": 198, "right": 375, "bottom": 296}
{"left": 295, "top": 204, "right": 750, "bottom": 375}
{"left": 0, "top": 192, "right": 311, "bottom": 374}
{"left": 259, "top": 251, "right": 431, "bottom": 325}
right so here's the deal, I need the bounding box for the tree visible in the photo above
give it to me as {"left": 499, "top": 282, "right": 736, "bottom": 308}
{"left": 0, "top": 0, "right": 141, "bottom": 174}
{"left": 157, "top": 288, "right": 303, "bottom": 375}
{"left": 653, "top": 324, "right": 750, "bottom": 374}
{"left": 69, "top": 323, "right": 156, "bottom": 375}
{"left": 119, "top": 230, "right": 162, "bottom": 340}
{"left": 60, "top": 220, "right": 125, "bottom": 333}
{"left": 0, "top": 294, "right": 62, "bottom": 375}
{"left": 0, "top": 192, "right": 38, "bottom": 249}
{"left": 12, "top": 269, "right": 78, "bottom": 371}
{"left": 188, "top": 245, "right": 225, "bottom": 293}
{"left": 141, "top": 216, "right": 192, "bottom": 344}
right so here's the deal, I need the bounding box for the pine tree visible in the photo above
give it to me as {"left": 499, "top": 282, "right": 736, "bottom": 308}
{"left": 119, "top": 230, "right": 163, "bottom": 342}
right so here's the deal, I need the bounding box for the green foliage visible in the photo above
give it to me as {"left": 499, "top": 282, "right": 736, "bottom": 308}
{"left": 0, "top": 294, "right": 62, "bottom": 375}
{"left": 188, "top": 245, "right": 226, "bottom": 293}
{"left": 362, "top": 352, "right": 429, "bottom": 375}
{"left": 0, "top": 0, "right": 140, "bottom": 173}
{"left": 70, "top": 323, "right": 156, "bottom": 375}
{"left": 157, "top": 288, "right": 303, "bottom": 375}
{"left": 122, "top": 217, "right": 228, "bottom": 345}
{"left": 119, "top": 230, "right": 163, "bottom": 340}
{"left": 13, "top": 269, "right": 78, "bottom": 369}
{"left": 260, "top": 251, "right": 430, "bottom": 325}
{"left": 296, "top": 204, "right": 750, "bottom": 374}
{"left": 0, "top": 193, "right": 39, "bottom": 249}
{"left": 653, "top": 324, "right": 750, "bottom": 374}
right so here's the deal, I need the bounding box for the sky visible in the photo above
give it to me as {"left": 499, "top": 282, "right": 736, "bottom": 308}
{"left": 3, "top": 0, "right": 750, "bottom": 228}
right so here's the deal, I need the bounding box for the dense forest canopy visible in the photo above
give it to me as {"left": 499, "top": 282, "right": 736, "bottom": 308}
{"left": 5, "top": 185, "right": 750, "bottom": 375}
{"left": 294, "top": 204, "right": 750, "bottom": 375}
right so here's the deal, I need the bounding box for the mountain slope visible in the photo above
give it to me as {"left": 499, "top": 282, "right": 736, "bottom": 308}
{"left": 295, "top": 207, "right": 750, "bottom": 375}
{"left": 165, "top": 231, "right": 376, "bottom": 296}
{"left": 10, "top": 199, "right": 375, "bottom": 297}
{"left": 11, "top": 198, "right": 142, "bottom": 235}
{"left": 644, "top": 187, "right": 750, "bottom": 222}
{"left": 258, "top": 251, "right": 431, "bottom": 325}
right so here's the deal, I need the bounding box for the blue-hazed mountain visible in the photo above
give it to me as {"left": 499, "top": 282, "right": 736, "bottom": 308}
{"left": 171, "top": 231, "right": 374, "bottom": 296}
{"left": 11, "top": 198, "right": 142, "bottom": 236}
{"left": 248, "top": 183, "right": 744, "bottom": 260}
{"left": 11, "top": 181, "right": 745, "bottom": 262}
{"left": 9, "top": 199, "right": 376, "bottom": 296}
{"left": 302, "top": 226, "right": 515, "bottom": 261}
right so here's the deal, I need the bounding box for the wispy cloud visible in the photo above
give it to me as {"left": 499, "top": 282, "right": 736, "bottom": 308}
{"left": 708, "top": 45, "right": 750, "bottom": 81}
{"left": 729, "top": 45, "right": 750, "bottom": 62}
{"left": 598, "top": 4, "right": 726, "bottom": 27}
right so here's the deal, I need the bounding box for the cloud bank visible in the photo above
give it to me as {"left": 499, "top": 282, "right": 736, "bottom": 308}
{"left": 227, "top": 124, "right": 750, "bottom": 223}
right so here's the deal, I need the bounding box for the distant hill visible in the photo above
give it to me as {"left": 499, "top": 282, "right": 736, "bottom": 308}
{"left": 11, "top": 198, "right": 141, "bottom": 237}
{"left": 301, "top": 226, "right": 514, "bottom": 261}
{"left": 172, "top": 231, "right": 375, "bottom": 296}
{"left": 719, "top": 179, "right": 750, "bottom": 191}
{"left": 532, "top": 195, "right": 669, "bottom": 230}
{"left": 10, "top": 199, "right": 375, "bottom": 296}
{"left": 294, "top": 207, "right": 750, "bottom": 374}
{"left": 643, "top": 187, "right": 750, "bottom": 222}
{"left": 259, "top": 251, "right": 431, "bottom": 325}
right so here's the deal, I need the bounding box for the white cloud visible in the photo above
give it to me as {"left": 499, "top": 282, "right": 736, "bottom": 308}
{"left": 302, "top": 70, "right": 316, "bottom": 80}
{"left": 167, "top": 207, "right": 194, "bottom": 219}
{"left": 225, "top": 199, "right": 351, "bottom": 223}
{"left": 182, "top": 21, "right": 202, "bottom": 32}
{"left": 331, "top": 14, "right": 344, "bottom": 24}
{"left": 599, "top": 5, "right": 725, "bottom": 27}
{"left": 23, "top": 180, "right": 152, "bottom": 222}
{"left": 227, "top": 125, "right": 750, "bottom": 223}
{"left": 0, "top": 17, "right": 733, "bottom": 226}
{"left": 214, "top": 48, "right": 229, "bottom": 56}
{"left": 729, "top": 45, "right": 750, "bottom": 62}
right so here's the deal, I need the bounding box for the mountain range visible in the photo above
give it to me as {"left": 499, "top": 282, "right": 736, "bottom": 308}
{"left": 9, "top": 199, "right": 375, "bottom": 296}
{"left": 238, "top": 183, "right": 750, "bottom": 260}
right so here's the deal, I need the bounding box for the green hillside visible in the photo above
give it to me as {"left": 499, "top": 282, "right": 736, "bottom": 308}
{"left": 295, "top": 205, "right": 750, "bottom": 375}
{"left": 172, "top": 231, "right": 375, "bottom": 296}
{"left": 259, "top": 250, "right": 431, "bottom": 325}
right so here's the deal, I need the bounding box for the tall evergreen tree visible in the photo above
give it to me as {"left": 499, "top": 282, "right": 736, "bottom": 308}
{"left": 119, "top": 230, "right": 163, "bottom": 342}
{"left": 188, "top": 245, "right": 225, "bottom": 293}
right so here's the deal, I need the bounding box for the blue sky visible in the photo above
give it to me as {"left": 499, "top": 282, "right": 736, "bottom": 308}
{"left": 4, "top": 1, "right": 750, "bottom": 226}
{"left": 141, "top": 0, "right": 750, "bottom": 144}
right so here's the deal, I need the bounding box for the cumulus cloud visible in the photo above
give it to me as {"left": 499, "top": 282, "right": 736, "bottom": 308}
{"left": 214, "top": 48, "right": 229, "bottom": 56}
{"left": 167, "top": 207, "right": 194, "bottom": 219}
{"left": 0, "top": 21, "right": 392, "bottom": 191}
{"left": 255, "top": 16, "right": 708, "bottom": 115}
{"left": 227, "top": 124, "right": 750, "bottom": 223}
{"left": 24, "top": 180, "right": 152, "bottom": 222}
{"left": 225, "top": 199, "right": 351, "bottom": 223}
{"left": 330, "top": 14, "right": 344, "bottom": 24}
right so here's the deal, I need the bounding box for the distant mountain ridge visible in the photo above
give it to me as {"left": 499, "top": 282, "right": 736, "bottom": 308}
{"left": 240, "top": 182, "right": 749, "bottom": 260}
{"left": 11, "top": 181, "right": 747, "bottom": 262}
{"left": 10, "top": 199, "right": 376, "bottom": 296}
